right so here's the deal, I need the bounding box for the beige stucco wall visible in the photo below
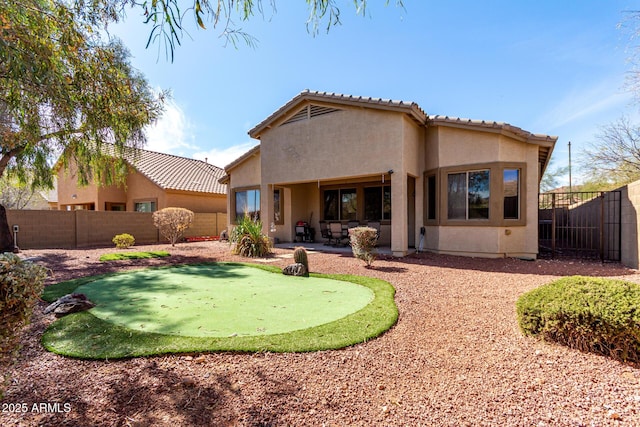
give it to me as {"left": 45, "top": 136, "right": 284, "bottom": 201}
{"left": 260, "top": 106, "right": 405, "bottom": 185}
{"left": 165, "top": 191, "right": 226, "bottom": 213}
{"left": 227, "top": 102, "right": 549, "bottom": 258}
{"left": 255, "top": 107, "right": 422, "bottom": 255}
{"left": 124, "top": 170, "right": 166, "bottom": 210}
{"left": 57, "top": 163, "right": 91, "bottom": 207}
{"left": 423, "top": 125, "right": 541, "bottom": 258}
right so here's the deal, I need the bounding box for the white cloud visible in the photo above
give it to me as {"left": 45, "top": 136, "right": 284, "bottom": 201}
{"left": 143, "top": 99, "right": 198, "bottom": 155}
{"left": 193, "top": 141, "right": 258, "bottom": 169}
{"left": 534, "top": 78, "right": 632, "bottom": 131}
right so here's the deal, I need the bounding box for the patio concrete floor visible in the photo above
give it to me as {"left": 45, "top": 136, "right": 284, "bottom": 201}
{"left": 273, "top": 241, "right": 393, "bottom": 256}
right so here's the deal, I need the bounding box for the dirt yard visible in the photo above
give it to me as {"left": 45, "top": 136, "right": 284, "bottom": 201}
{"left": 2, "top": 241, "right": 640, "bottom": 426}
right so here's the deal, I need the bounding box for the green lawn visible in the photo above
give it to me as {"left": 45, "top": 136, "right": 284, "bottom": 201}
{"left": 41, "top": 262, "right": 398, "bottom": 358}
{"left": 98, "top": 251, "right": 170, "bottom": 262}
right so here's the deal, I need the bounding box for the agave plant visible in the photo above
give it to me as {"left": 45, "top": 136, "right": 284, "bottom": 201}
{"left": 230, "top": 215, "right": 272, "bottom": 257}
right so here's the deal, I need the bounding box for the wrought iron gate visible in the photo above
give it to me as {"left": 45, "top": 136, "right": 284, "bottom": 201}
{"left": 538, "top": 191, "right": 621, "bottom": 261}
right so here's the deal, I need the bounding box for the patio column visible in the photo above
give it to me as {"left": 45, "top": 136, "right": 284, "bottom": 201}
{"left": 261, "top": 182, "right": 272, "bottom": 237}
{"left": 391, "top": 172, "right": 408, "bottom": 256}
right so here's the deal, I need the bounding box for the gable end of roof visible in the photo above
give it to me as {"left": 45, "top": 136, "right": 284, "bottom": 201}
{"left": 249, "top": 90, "right": 427, "bottom": 138}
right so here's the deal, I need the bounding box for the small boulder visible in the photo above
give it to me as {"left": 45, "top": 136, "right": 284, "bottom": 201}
{"left": 282, "top": 263, "right": 308, "bottom": 277}
{"left": 44, "top": 293, "right": 95, "bottom": 317}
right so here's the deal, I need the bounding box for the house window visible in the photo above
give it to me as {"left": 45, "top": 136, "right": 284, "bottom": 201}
{"left": 274, "top": 188, "right": 283, "bottom": 224}
{"left": 323, "top": 188, "right": 358, "bottom": 220}
{"left": 426, "top": 175, "right": 437, "bottom": 220}
{"left": 503, "top": 169, "right": 520, "bottom": 219}
{"left": 235, "top": 188, "right": 260, "bottom": 220}
{"left": 135, "top": 201, "right": 156, "bottom": 212}
{"left": 106, "top": 202, "right": 126, "bottom": 211}
{"left": 364, "top": 186, "right": 391, "bottom": 221}
{"left": 341, "top": 188, "right": 357, "bottom": 220}
{"left": 323, "top": 189, "right": 339, "bottom": 220}
{"left": 72, "top": 203, "right": 95, "bottom": 211}
{"left": 447, "top": 170, "right": 490, "bottom": 220}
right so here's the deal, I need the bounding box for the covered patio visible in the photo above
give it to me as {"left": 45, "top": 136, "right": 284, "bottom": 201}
{"left": 273, "top": 240, "right": 395, "bottom": 256}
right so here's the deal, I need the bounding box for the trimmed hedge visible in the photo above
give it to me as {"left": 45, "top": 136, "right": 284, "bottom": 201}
{"left": 516, "top": 275, "right": 640, "bottom": 362}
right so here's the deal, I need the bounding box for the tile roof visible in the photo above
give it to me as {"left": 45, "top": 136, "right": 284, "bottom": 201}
{"left": 428, "top": 115, "right": 557, "bottom": 172}
{"left": 249, "top": 89, "right": 428, "bottom": 138}
{"left": 428, "top": 115, "right": 557, "bottom": 144}
{"left": 121, "top": 146, "right": 227, "bottom": 195}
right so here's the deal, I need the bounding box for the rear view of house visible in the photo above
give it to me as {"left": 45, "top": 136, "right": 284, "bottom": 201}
{"left": 222, "top": 90, "right": 557, "bottom": 258}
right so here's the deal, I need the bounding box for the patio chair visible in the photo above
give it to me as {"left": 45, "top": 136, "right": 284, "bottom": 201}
{"left": 329, "top": 222, "right": 347, "bottom": 246}
{"left": 319, "top": 221, "right": 331, "bottom": 245}
{"left": 347, "top": 220, "right": 360, "bottom": 229}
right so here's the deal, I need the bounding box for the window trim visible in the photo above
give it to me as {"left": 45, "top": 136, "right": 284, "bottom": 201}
{"left": 105, "top": 202, "right": 126, "bottom": 211}
{"left": 133, "top": 199, "right": 157, "bottom": 213}
{"left": 503, "top": 168, "right": 521, "bottom": 220}
{"left": 232, "top": 186, "right": 261, "bottom": 223}
{"left": 424, "top": 171, "right": 438, "bottom": 223}
{"left": 436, "top": 162, "right": 526, "bottom": 227}
{"left": 321, "top": 181, "right": 392, "bottom": 223}
{"left": 273, "top": 187, "right": 284, "bottom": 225}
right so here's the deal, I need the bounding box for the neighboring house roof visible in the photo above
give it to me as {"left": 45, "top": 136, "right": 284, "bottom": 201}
{"left": 122, "top": 147, "right": 227, "bottom": 195}
{"left": 249, "top": 89, "right": 428, "bottom": 138}
{"left": 39, "top": 179, "right": 58, "bottom": 203}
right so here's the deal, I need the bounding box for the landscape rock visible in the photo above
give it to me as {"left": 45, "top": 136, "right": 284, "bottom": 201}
{"left": 44, "top": 293, "right": 95, "bottom": 317}
{"left": 282, "top": 263, "right": 308, "bottom": 277}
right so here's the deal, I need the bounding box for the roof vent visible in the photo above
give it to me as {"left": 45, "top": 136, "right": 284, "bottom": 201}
{"left": 281, "top": 104, "right": 342, "bottom": 126}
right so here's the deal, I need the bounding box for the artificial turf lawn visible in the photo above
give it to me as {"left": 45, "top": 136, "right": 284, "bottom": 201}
{"left": 76, "top": 263, "right": 373, "bottom": 337}
{"left": 98, "top": 251, "right": 170, "bottom": 262}
{"left": 41, "top": 262, "right": 398, "bottom": 358}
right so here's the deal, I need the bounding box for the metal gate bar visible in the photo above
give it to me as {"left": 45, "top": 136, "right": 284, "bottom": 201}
{"left": 538, "top": 191, "right": 621, "bottom": 261}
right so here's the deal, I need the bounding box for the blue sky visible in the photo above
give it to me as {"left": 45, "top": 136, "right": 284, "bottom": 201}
{"left": 110, "top": 0, "right": 640, "bottom": 185}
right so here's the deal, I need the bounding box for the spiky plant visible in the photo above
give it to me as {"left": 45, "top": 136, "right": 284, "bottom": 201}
{"left": 293, "top": 246, "right": 309, "bottom": 276}
{"left": 230, "top": 215, "right": 272, "bottom": 257}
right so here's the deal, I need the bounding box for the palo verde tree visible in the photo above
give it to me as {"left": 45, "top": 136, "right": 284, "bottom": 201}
{"left": 74, "top": 0, "right": 404, "bottom": 60}
{"left": 0, "top": 0, "right": 165, "bottom": 251}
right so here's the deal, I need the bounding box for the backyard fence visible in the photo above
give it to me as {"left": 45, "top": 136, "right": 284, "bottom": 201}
{"left": 7, "top": 210, "right": 227, "bottom": 250}
{"left": 538, "top": 191, "right": 621, "bottom": 262}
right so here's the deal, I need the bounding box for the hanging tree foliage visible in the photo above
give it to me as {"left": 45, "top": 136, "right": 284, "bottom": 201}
{"left": 73, "top": 0, "right": 405, "bottom": 60}
{"left": 0, "top": 0, "right": 165, "bottom": 250}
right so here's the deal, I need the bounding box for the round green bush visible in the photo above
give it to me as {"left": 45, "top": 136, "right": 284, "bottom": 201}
{"left": 112, "top": 233, "right": 135, "bottom": 249}
{"left": 516, "top": 275, "right": 640, "bottom": 362}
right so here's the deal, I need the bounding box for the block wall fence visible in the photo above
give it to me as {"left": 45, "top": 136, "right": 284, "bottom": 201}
{"left": 7, "top": 210, "right": 227, "bottom": 250}
{"left": 621, "top": 182, "right": 640, "bottom": 269}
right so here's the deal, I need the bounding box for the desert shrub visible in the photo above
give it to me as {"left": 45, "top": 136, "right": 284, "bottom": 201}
{"left": 349, "top": 226, "right": 378, "bottom": 267}
{"left": 112, "top": 233, "right": 135, "bottom": 249}
{"left": 516, "top": 275, "right": 640, "bottom": 363}
{"left": 153, "top": 207, "right": 194, "bottom": 246}
{"left": 0, "top": 253, "right": 48, "bottom": 398}
{"left": 293, "top": 246, "right": 310, "bottom": 276}
{"left": 230, "top": 215, "right": 271, "bottom": 257}
{"left": 99, "top": 251, "right": 170, "bottom": 261}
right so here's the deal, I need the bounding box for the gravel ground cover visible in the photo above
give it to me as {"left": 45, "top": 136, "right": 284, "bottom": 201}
{"left": 2, "top": 241, "right": 640, "bottom": 426}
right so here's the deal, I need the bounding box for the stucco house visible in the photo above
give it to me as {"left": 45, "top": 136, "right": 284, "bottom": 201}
{"left": 57, "top": 145, "right": 227, "bottom": 213}
{"left": 222, "top": 90, "right": 557, "bottom": 258}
